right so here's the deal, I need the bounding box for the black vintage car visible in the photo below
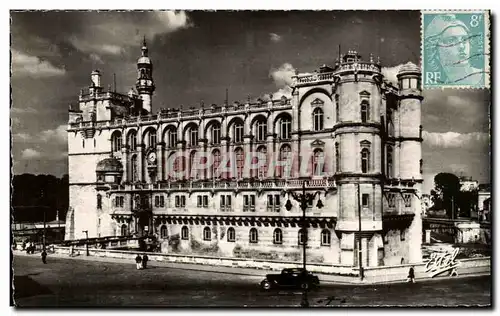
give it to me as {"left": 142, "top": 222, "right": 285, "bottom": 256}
{"left": 260, "top": 268, "right": 320, "bottom": 291}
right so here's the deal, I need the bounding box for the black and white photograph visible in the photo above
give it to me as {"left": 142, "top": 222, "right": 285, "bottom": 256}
{"left": 9, "top": 8, "right": 492, "bottom": 308}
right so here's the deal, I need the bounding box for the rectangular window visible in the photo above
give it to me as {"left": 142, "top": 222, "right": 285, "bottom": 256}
{"left": 362, "top": 194, "right": 370, "bottom": 208}
{"left": 155, "top": 196, "right": 159, "bottom": 207}
{"left": 197, "top": 196, "right": 202, "bottom": 207}
{"left": 250, "top": 195, "right": 255, "bottom": 211}
{"left": 267, "top": 195, "right": 273, "bottom": 209}
{"left": 274, "top": 195, "right": 280, "bottom": 208}
{"left": 160, "top": 196, "right": 164, "bottom": 208}
{"left": 220, "top": 195, "right": 225, "bottom": 208}
{"left": 175, "top": 196, "right": 180, "bottom": 208}
{"left": 244, "top": 195, "right": 249, "bottom": 209}
{"left": 203, "top": 195, "right": 208, "bottom": 208}
{"left": 181, "top": 196, "right": 186, "bottom": 207}
{"left": 235, "top": 124, "right": 244, "bottom": 143}
{"left": 227, "top": 195, "right": 231, "bottom": 207}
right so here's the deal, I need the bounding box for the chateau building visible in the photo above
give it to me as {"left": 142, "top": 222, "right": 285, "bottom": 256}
{"left": 66, "top": 39, "right": 424, "bottom": 266}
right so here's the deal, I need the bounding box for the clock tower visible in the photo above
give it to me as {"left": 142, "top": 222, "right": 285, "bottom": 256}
{"left": 136, "top": 36, "right": 155, "bottom": 114}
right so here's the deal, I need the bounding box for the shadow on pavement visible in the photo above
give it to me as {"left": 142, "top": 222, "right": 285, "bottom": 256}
{"left": 13, "top": 276, "right": 53, "bottom": 300}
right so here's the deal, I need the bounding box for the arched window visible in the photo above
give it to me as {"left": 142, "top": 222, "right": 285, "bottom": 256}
{"left": 131, "top": 155, "right": 138, "bottom": 182}
{"left": 212, "top": 149, "right": 221, "bottom": 178}
{"left": 111, "top": 131, "right": 122, "bottom": 152}
{"left": 121, "top": 224, "right": 128, "bottom": 236}
{"left": 167, "top": 128, "right": 177, "bottom": 149}
{"left": 312, "top": 149, "right": 324, "bottom": 176}
{"left": 321, "top": 229, "right": 331, "bottom": 246}
{"left": 160, "top": 225, "right": 168, "bottom": 239}
{"left": 181, "top": 226, "right": 189, "bottom": 240}
{"left": 278, "top": 145, "right": 291, "bottom": 178}
{"left": 145, "top": 129, "right": 156, "bottom": 148}
{"left": 249, "top": 228, "right": 258, "bottom": 243}
{"left": 211, "top": 123, "right": 221, "bottom": 145}
{"left": 335, "top": 142, "right": 340, "bottom": 172}
{"left": 313, "top": 108, "right": 324, "bottom": 131}
{"left": 361, "top": 148, "right": 370, "bottom": 173}
{"left": 257, "top": 146, "right": 268, "bottom": 179}
{"left": 387, "top": 109, "right": 394, "bottom": 136}
{"left": 298, "top": 228, "right": 307, "bottom": 245}
{"left": 189, "top": 126, "right": 199, "bottom": 147}
{"left": 387, "top": 146, "right": 393, "bottom": 178}
{"left": 273, "top": 228, "right": 283, "bottom": 244}
{"left": 227, "top": 227, "right": 236, "bottom": 242}
{"left": 128, "top": 131, "right": 137, "bottom": 151}
{"left": 361, "top": 101, "right": 370, "bottom": 123}
{"left": 203, "top": 227, "right": 211, "bottom": 241}
{"left": 234, "top": 122, "right": 244, "bottom": 143}
{"left": 279, "top": 116, "right": 291, "bottom": 140}
{"left": 235, "top": 148, "right": 245, "bottom": 179}
{"left": 255, "top": 119, "right": 267, "bottom": 142}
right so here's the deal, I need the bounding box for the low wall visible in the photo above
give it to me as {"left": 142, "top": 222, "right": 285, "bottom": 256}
{"left": 54, "top": 246, "right": 356, "bottom": 276}
{"left": 54, "top": 246, "right": 490, "bottom": 283}
{"left": 361, "top": 257, "right": 491, "bottom": 283}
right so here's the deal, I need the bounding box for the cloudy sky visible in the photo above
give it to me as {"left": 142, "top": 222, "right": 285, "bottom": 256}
{"left": 10, "top": 10, "right": 490, "bottom": 193}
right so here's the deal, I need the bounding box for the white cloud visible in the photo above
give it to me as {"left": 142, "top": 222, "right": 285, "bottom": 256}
{"left": 40, "top": 124, "right": 68, "bottom": 144}
{"left": 11, "top": 107, "right": 37, "bottom": 114}
{"left": 423, "top": 131, "right": 490, "bottom": 148}
{"left": 269, "top": 33, "right": 282, "bottom": 42}
{"left": 70, "top": 11, "right": 192, "bottom": 57}
{"left": 13, "top": 133, "right": 31, "bottom": 142}
{"left": 11, "top": 50, "right": 66, "bottom": 78}
{"left": 154, "top": 11, "right": 192, "bottom": 31}
{"left": 269, "top": 63, "right": 296, "bottom": 98}
{"left": 89, "top": 53, "right": 104, "bottom": 64}
{"left": 21, "top": 148, "right": 41, "bottom": 159}
{"left": 381, "top": 64, "right": 403, "bottom": 85}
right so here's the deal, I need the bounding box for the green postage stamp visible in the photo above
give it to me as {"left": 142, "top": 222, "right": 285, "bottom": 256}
{"left": 422, "top": 10, "right": 490, "bottom": 89}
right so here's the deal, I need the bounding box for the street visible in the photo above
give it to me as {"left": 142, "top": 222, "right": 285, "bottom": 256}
{"left": 12, "top": 254, "right": 491, "bottom": 307}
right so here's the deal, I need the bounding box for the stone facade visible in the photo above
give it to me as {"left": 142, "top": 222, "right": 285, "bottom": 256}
{"left": 66, "top": 43, "right": 424, "bottom": 266}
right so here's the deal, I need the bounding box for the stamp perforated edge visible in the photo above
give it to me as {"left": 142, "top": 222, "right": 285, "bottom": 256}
{"left": 420, "top": 9, "right": 491, "bottom": 90}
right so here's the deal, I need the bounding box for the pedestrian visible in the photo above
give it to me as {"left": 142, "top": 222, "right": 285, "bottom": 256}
{"left": 41, "top": 250, "right": 47, "bottom": 264}
{"left": 142, "top": 253, "right": 149, "bottom": 269}
{"left": 407, "top": 266, "right": 415, "bottom": 283}
{"left": 21, "top": 240, "right": 26, "bottom": 251}
{"left": 135, "top": 254, "right": 142, "bottom": 270}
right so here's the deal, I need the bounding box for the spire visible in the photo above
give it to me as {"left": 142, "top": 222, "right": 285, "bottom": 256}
{"left": 141, "top": 35, "right": 148, "bottom": 57}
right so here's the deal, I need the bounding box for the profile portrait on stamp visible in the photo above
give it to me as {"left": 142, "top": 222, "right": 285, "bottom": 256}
{"left": 422, "top": 12, "right": 489, "bottom": 88}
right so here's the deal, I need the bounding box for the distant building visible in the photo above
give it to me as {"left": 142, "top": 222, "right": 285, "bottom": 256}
{"left": 459, "top": 177, "right": 479, "bottom": 192}
{"left": 421, "top": 194, "right": 433, "bottom": 216}
{"left": 477, "top": 184, "right": 491, "bottom": 222}
{"left": 66, "top": 40, "right": 424, "bottom": 266}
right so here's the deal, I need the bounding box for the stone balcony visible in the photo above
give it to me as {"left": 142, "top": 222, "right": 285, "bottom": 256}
{"left": 68, "top": 98, "right": 292, "bottom": 130}
{"left": 107, "top": 178, "right": 337, "bottom": 194}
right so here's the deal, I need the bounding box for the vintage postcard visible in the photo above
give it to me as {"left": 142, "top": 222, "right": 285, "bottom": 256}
{"left": 10, "top": 10, "right": 491, "bottom": 308}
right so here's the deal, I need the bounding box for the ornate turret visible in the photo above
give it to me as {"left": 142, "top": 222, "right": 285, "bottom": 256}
{"left": 96, "top": 157, "right": 123, "bottom": 184}
{"left": 136, "top": 36, "right": 155, "bottom": 114}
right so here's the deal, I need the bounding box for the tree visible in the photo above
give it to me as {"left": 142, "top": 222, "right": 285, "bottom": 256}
{"left": 430, "top": 173, "right": 460, "bottom": 219}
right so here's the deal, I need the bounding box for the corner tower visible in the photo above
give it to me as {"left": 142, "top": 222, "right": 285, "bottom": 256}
{"left": 396, "top": 61, "right": 423, "bottom": 263}
{"left": 136, "top": 36, "right": 155, "bottom": 114}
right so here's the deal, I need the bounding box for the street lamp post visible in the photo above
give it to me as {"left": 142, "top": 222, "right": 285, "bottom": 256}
{"left": 82, "top": 230, "right": 89, "bottom": 256}
{"left": 285, "top": 180, "right": 324, "bottom": 308}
